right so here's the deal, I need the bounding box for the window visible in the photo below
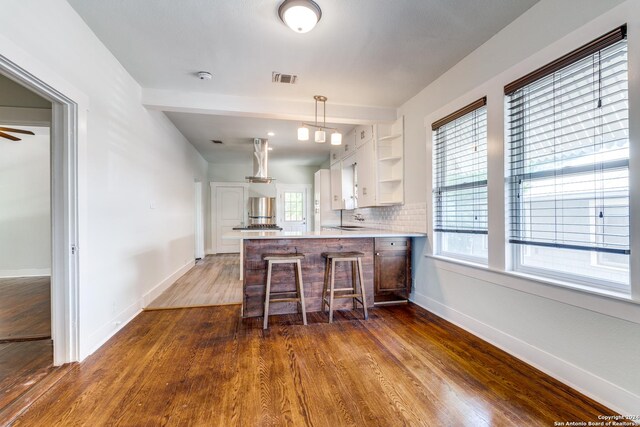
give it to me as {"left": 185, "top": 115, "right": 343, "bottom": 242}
{"left": 433, "top": 98, "right": 488, "bottom": 263}
{"left": 505, "top": 26, "right": 629, "bottom": 292}
{"left": 283, "top": 191, "right": 304, "bottom": 221}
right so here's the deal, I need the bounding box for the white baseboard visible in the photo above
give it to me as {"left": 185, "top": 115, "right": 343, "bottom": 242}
{"left": 410, "top": 291, "right": 640, "bottom": 417}
{"left": 82, "top": 300, "right": 141, "bottom": 360}
{"left": 142, "top": 260, "right": 195, "bottom": 307}
{"left": 206, "top": 249, "right": 216, "bottom": 255}
{"left": 80, "top": 260, "right": 195, "bottom": 360}
{"left": 0, "top": 268, "right": 51, "bottom": 278}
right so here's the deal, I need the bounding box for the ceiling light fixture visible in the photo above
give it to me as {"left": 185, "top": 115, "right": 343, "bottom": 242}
{"left": 297, "top": 95, "right": 341, "bottom": 145}
{"left": 278, "top": 0, "right": 322, "bottom": 34}
{"left": 267, "top": 132, "right": 275, "bottom": 137}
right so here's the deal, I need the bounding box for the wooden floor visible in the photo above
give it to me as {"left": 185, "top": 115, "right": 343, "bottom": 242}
{"left": 0, "top": 277, "right": 50, "bottom": 341}
{"left": 146, "top": 255, "right": 242, "bottom": 309}
{"left": 0, "top": 276, "right": 54, "bottom": 420}
{"left": 13, "top": 304, "right": 613, "bottom": 426}
{"left": 0, "top": 341, "right": 54, "bottom": 417}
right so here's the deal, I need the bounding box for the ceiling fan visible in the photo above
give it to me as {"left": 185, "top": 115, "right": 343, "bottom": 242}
{"left": 0, "top": 126, "right": 35, "bottom": 141}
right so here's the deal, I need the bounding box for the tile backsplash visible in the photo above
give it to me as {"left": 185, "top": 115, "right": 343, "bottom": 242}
{"left": 342, "top": 202, "right": 427, "bottom": 233}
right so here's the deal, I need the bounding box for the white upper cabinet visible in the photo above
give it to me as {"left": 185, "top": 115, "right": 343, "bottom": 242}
{"left": 354, "top": 124, "right": 373, "bottom": 148}
{"left": 356, "top": 139, "right": 377, "bottom": 208}
{"left": 328, "top": 117, "right": 404, "bottom": 210}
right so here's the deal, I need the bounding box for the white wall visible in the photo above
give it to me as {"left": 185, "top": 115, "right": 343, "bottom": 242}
{"left": 0, "top": 126, "right": 51, "bottom": 277}
{"left": 208, "top": 160, "right": 318, "bottom": 184}
{"left": 0, "top": 0, "right": 208, "bottom": 359}
{"left": 400, "top": 0, "right": 639, "bottom": 414}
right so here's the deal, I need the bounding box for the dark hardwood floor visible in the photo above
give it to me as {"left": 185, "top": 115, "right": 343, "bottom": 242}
{"left": 0, "top": 277, "right": 50, "bottom": 341}
{"left": 11, "top": 304, "right": 614, "bottom": 426}
{"left": 0, "top": 276, "right": 54, "bottom": 423}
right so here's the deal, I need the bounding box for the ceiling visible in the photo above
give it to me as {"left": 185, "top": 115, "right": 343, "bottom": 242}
{"left": 67, "top": 0, "right": 540, "bottom": 163}
{"left": 166, "top": 112, "right": 353, "bottom": 165}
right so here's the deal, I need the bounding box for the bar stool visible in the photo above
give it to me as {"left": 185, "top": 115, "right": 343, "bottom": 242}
{"left": 262, "top": 253, "right": 307, "bottom": 330}
{"left": 321, "top": 251, "right": 368, "bottom": 323}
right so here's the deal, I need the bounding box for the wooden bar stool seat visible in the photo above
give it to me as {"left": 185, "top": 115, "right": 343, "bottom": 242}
{"left": 262, "top": 253, "right": 307, "bottom": 330}
{"left": 321, "top": 251, "right": 368, "bottom": 323}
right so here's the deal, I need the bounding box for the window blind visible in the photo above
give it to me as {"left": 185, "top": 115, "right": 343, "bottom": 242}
{"left": 506, "top": 27, "right": 629, "bottom": 255}
{"left": 433, "top": 98, "right": 487, "bottom": 234}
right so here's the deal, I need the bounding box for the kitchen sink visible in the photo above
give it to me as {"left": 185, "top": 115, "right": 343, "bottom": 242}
{"left": 334, "top": 225, "right": 366, "bottom": 230}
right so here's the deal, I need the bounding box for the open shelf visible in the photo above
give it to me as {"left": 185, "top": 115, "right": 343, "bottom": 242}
{"left": 378, "top": 178, "right": 402, "bottom": 183}
{"left": 377, "top": 133, "right": 402, "bottom": 142}
{"left": 378, "top": 156, "right": 402, "bottom": 162}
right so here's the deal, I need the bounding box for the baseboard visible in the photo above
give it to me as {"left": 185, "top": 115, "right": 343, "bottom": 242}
{"left": 82, "top": 300, "right": 141, "bottom": 360}
{"left": 410, "top": 292, "right": 640, "bottom": 417}
{"left": 81, "top": 260, "right": 195, "bottom": 360}
{"left": 206, "top": 249, "right": 216, "bottom": 255}
{"left": 0, "top": 268, "right": 51, "bottom": 278}
{"left": 142, "top": 260, "right": 195, "bottom": 307}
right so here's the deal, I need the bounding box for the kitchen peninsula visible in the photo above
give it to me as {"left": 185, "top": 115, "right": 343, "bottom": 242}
{"left": 224, "top": 229, "right": 426, "bottom": 318}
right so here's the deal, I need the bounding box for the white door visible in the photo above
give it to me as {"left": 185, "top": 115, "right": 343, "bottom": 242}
{"left": 277, "top": 185, "right": 311, "bottom": 232}
{"left": 194, "top": 182, "right": 205, "bottom": 259}
{"left": 215, "top": 185, "right": 245, "bottom": 253}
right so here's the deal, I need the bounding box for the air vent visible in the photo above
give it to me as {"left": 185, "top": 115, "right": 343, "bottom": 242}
{"left": 272, "top": 72, "right": 297, "bottom": 84}
{"left": 210, "top": 140, "right": 224, "bottom": 144}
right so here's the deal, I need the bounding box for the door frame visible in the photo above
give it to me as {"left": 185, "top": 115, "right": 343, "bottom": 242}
{"left": 194, "top": 181, "right": 205, "bottom": 259}
{"left": 210, "top": 182, "right": 249, "bottom": 254}
{"left": 0, "top": 56, "right": 80, "bottom": 365}
{"left": 276, "top": 184, "right": 312, "bottom": 232}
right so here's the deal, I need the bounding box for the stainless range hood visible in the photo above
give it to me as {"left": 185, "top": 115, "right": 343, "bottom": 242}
{"left": 246, "top": 138, "right": 274, "bottom": 183}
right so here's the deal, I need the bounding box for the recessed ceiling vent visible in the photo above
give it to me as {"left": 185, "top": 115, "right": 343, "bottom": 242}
{"left": 272, "top": 72, "right": 297, "bottom": 84}
{"left": 210, "top": 139, "right": 224, "bottom": 144}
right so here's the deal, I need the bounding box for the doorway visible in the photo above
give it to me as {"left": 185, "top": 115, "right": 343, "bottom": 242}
{"left": 211, "top": 183, "right": 247, "bottom": 254}
{"left": 0, "top": 50, "right": 79, "bottom": 419}
{"left": 194, "top": 182, "right": 205, "bottom": 260}
{"left": 276, "top": 184, "right": 311, "bottom": 232}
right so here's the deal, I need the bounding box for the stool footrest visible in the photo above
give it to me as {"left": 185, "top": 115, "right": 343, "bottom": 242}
{"left": 324, "top": 295, "right": 363, "bottom": 300}
{"left": 270, "top": 297, "right": 302, "bottom": 303}
{"left": 269, "top": 291, "right": 298, "bottom": 296}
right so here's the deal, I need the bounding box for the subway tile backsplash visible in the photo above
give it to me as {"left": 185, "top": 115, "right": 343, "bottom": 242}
{"left": 342, "top": 202, "right": 427, "bottom": 233}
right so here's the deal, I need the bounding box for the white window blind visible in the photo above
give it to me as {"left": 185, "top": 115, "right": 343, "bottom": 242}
{"left": 433, "top": 98, "right": 488, "bottom": 236}
{"left": 506, "top": 27, "right": 629, "bottom": 256}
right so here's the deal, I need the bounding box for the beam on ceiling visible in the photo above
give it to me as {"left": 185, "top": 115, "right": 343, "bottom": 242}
{"left": 141, "top": 89, "right": 397, "bottom": 124}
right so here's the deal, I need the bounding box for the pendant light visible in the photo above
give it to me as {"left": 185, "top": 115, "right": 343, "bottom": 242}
{"left": 278, "top": 0, "right": 322, "bottom": 34}
{"left": 331, "top": 131, "right": 342, "bottom": 145}
{"left": 297, "top": 125, "right": 309, "bottom": 141}
{"left": 296, "top": 95, "right": 342, "bottom": 145}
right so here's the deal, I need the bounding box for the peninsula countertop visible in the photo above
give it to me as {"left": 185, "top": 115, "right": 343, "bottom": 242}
{"left": 223, "top": 228, "right": 426, "bottom": 240}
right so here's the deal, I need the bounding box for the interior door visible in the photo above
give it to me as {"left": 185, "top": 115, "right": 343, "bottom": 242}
{"left": 278, "top": 185, "right": 310, "bottom": 232}
{"left": 215, "top": 186, "right": 245, "bottom": 253}
{"left": 194, "top": 182, "right": 205, "bottom": 259}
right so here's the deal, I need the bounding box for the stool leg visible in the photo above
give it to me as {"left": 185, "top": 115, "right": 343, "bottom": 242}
{"left": 357, "top": 258, "right": 368, "bottom": 320}
{"left": 328, "top": 259, "right": 336, "bottom": 323}
{"left": 351, "top": 261, "right": 357, "bottom": 310}
{"left": 296, "top": 260, "right": 307, "bottom": 326}
{"left": 321, "top": 258, "right": 330, "bottom": 312}
{"left": 263, "top": 261, "right": 273, "bottom": 330}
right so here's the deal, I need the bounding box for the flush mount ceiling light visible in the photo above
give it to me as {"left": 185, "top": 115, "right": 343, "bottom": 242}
{"left": 278, "top": 0, "right": 322, "bottom": 34}
{"left": 297, "top": 95, "right": 341, "bottom": 144}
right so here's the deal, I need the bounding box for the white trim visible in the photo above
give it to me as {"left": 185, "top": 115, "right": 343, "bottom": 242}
{"left": 0, "top": 268, "right": 51, "bottom": 278}
{"left": 0, "top": 54, "right": 82, "bottom": 365}
{"left": 427, "top": 254, "right": 640, "bottom": 324}
{"left": 142, "top": 260, "right": 195, "bottom": 307}
{"left": 83, "top": 301, "right": 141, "bottom": 360}
{"left": 275, "top": 183, "right": 312, "bottom": 232}
{"left": 410, "top": 292, "right": 640, "bottom": 417}
{"left": 210, "top": 182, "right": 249, "bottom": 254}
{"left": 194, "top": 182, "right": 205, "bottom": 259}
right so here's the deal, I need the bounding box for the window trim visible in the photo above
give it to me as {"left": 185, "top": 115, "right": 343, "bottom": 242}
{"left": 505, "top": 28, "right": 630, "bottom": 291}
{"left": 432, "top": 97, "right": 489, "bottom": 262}
{"left": 426, "top": 253, "right": 640, "bottom": 326}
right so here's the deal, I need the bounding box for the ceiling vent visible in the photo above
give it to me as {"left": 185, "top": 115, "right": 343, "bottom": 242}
{"left": 210, "top": 139, "right": 224, "bottom": 144}
{"left": 272, "top": 72, "right": 297, "bottom": 84}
